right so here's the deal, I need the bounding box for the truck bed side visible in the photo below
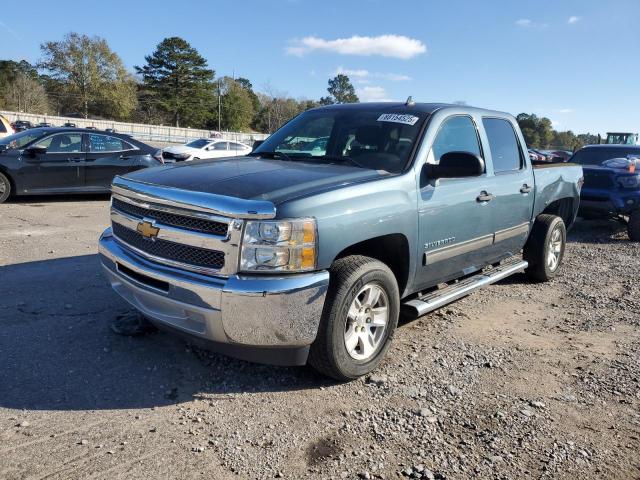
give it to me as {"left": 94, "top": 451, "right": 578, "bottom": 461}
{"left": 532, "top": 163, "right": 583, "bottom": 225}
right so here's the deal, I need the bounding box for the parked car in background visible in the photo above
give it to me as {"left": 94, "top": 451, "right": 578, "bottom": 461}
{"left": 11, "top": 120, "right": 33, "bottom": 132}
{"left": 0, "top": 114, "right": 14, "bottom": 138}
{"left": 63, "top": 122, "right": 77, "bottom": 128}
{"left": 570, "top": 144, "right": 640, "bottom": 240}
{"left": 162, "top": 138, "right": 252, "bottom": 162}
{"left": 0, "top": 128, "right": 163, "bottom": 203}
{"left": 528, "top": 149, "right": 545, "bottom": 162}
{"left": 99, "top": 102, "right": 583, "bottom": 380}
{"left": 549, "top": 150, "right": 573, "bottom": 162}
{"left": 36, "top": 122, "right": 54, "bottom": 128}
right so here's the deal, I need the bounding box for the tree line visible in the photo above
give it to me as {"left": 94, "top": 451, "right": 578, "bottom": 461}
{"left": 516, "top": 113, "right": 600, "bottom": 151}
{"left": 0, "top": 32, "right": 601, "bottom": 146}
{"left": 0, "top": 33, "right": 359, "bottom": 133}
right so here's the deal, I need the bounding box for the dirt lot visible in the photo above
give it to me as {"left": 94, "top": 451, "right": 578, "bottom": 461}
{"left": 0, "top": 197, "right": 638, "bottom": 480}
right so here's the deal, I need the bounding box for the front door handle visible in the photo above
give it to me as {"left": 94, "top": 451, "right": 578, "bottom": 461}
{"left": 476, "top": 191, "right": 494, "bottom": 203}
{"left": 70, "top": 157, "right": 84, "bottom": 162}
{"left": 520, "top": 184, "right": 533, "bottom": 194}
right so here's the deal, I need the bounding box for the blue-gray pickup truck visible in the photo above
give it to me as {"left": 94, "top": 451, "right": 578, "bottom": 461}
{"left": 98, "top": 103, "right": 583, "bottom": 380}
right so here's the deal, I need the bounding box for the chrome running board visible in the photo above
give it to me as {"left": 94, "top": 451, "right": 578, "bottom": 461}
{"left": 403, "top": 259, "right": 528, "bottom": 317}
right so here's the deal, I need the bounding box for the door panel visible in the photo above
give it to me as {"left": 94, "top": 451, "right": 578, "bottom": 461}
{"left": 19, "top": 133, "right": 84, "bottom": 191}
{"left": 481, "top": 118, "right": 535, "bottom": 255}
{"left": 415, "top": 115, "right": 497, "bottom": 289}
{"left": 83, "top": 134, "right": 137, "bottom": 189}
{"left": 417, "top": 176, "right": 498, "bottom": 288}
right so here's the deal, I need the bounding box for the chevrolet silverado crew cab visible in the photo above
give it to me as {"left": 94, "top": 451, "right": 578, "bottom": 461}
{"left": 99, "top": 103, "right": 583, "bottom": 380}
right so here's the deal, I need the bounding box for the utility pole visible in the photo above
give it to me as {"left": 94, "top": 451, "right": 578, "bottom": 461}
{"left": 218, "top": 79, "right": 221, "bottom": 132}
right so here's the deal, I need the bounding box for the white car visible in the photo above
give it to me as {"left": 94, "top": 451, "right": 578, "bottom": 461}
{"left": 162, "top": 138, "right": 252, "bottom": 162}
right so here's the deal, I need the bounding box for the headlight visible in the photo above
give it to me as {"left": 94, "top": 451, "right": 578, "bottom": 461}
{"left": 617, "top": 174, "right": 640, "bottom": 189}
{"left": 240, "top": 218, "right": 317, "bottom": 272}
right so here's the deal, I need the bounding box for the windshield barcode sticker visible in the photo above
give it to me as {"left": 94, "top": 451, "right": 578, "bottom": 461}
{"left": 377, "top": 114, "right": 419, "bottom": 125}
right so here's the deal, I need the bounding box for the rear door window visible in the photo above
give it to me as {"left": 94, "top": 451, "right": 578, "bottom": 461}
{"left": 482, "top": 118, "right": 523, "bottom": 173}
{"left": 213, "top": 142, "right": 229, "bottom": 150}
{"left": 89, "top": 134, "right": 132, "bottom": 152}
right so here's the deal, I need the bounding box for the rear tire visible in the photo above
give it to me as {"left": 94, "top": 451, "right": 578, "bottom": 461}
{"left": 0, "top": 172, "right": 11, "bottom": 203}
{"left": 308, "top": 255, "right": 400, "bottom": 381}
{"left": 523, "top": 214, "right": 566, "bottom": 282}
{"left": 628, "top": 212, "right": 640, "bottom": 242}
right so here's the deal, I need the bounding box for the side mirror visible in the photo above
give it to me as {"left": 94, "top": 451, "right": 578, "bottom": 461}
{"left": 426, "top": 151, "right": 484, "bottom": 179}
{"left": 25, "top": 146, "right": 47, "bottom": 157}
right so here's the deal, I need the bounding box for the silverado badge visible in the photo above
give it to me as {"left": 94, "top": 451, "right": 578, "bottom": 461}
{"left": 137, "top": 220, "right": 160, "bottom": 240}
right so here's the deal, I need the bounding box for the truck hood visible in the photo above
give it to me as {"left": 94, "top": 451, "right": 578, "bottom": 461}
{"left": 123, "top": 156, "right": 390, "bottom": 204}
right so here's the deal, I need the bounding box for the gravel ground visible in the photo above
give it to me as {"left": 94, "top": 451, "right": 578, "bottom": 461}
{"left": 0, "top": 197, "right": 638, "bottom": 479}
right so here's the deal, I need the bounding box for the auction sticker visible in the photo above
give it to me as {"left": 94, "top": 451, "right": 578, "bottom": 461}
{"left": 377, "top": 113, "right": 419, "bottom": 125}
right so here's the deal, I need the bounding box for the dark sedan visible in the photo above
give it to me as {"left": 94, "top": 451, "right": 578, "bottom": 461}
{"left": 0, "top": 128, "right": 163, "bottom": 203}
{"left": 11, "top": 120, "right": 33, "bottom": 132}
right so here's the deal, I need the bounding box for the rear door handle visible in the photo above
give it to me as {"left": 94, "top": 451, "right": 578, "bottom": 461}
{"left": 476, "top": 191, "right": 494, "bottom": 203}
{"left": 520, "top": 184, "right": 533, "bottom": 194}
{"left": 70, "top": 157, "right": 84, "bottom": 162}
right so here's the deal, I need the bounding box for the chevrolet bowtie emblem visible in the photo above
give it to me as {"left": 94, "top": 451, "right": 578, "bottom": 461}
{"left": 137, "top": 220, "right": 160, "bottom": 240}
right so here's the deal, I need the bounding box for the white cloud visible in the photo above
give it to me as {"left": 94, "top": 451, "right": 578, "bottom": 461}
{"left": 357, "top": 86, "right": 394, "bottom": 102}
{"left": 568, "top": 16, "right": 580, "bottom": 24}
{"left": 558, "top": 108, "right": 573, "bottom": 114}
{"left": 515, "top": 18, "right": 548, "bottom": 29}
{"left": 335, "top": 66, "right": 412, "bottom": 82}
{"left": 336, "top": 67, "right": 370, "bottom": 78}
{"left": 551, "top": 120, "right": 561, "bottom": 128}
{"left": 287, "top": 35, "right": 426, "bottom": 60}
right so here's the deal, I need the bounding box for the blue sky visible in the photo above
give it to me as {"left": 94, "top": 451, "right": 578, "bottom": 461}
{"left": 1, "top": 0, "right": 638, "bottom": 135}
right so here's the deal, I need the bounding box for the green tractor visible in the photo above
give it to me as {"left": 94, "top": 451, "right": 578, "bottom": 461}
{"left": 604, "top": 132, "right": 639, "bottom": 145}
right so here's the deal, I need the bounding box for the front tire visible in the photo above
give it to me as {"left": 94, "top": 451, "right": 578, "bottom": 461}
{"left": 523, "top": 214, "right": 566, "bottom": 282}
{"left": 0, "top": 172, "right": 11, "bottom": 203}
{"left": 308, "top": 256, "right": 400, "bottom": 381}
{"left": 628, "top": 211, "right": 640, "bottom": 242}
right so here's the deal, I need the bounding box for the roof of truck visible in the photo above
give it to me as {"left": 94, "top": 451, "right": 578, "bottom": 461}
{"left": 309, "top": 102, "right": 513, "bottom": 119}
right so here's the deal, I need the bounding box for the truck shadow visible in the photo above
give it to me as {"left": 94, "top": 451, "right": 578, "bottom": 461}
{"left": 0, "top": 255, "right": 332, "bottom": 412}
{"left": 568, "top": 218, "right": 629, "bottom": 244}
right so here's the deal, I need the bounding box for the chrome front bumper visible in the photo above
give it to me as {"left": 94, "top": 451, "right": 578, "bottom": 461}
{"left": 98, "top": 228, "right": 330, "bottom": 365}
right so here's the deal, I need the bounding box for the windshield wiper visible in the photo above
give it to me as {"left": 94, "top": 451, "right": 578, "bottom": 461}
{"left": 314, "top": 155, "right": 366, "bottom": 169}
{"left": 251, "top": 151, "right": 293, "bottom": 162}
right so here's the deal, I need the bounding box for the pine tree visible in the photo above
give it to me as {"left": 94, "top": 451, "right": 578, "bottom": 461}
{"left": 136, "top": 37, "right": 215, "bottom": 127}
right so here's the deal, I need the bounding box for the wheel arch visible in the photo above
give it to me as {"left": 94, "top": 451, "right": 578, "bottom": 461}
{"left": 333, "top": 233, "right": 411, "bottom": 296}
{"left": 540, "top": 197, "right": 576, "bottom": 228}
{"left": 0, "top": 165, "right": 16, "bottom": 195}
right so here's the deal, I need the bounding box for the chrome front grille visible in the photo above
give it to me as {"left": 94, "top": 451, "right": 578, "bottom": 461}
{"left": 112, "top": 197, "right": 228, "bottom": 236}
{"left": 112, "top": 223, "right": 225, "bottom": 270}
{"left": 110, "top": 192, "right": 242, "bottom": 276}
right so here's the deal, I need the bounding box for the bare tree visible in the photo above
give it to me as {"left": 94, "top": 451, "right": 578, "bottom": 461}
{"left": 3, "top": 73, "right": 50, "bottom": 113}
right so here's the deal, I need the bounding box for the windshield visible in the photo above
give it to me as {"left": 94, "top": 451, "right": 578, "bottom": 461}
{"left": 571, "top": 147, "right": 640, "bottom": 165}
{"left": 0, "top": 130, "right": 44, "bottom": 149}
{"left": 253, "top": 109, "right": 428, "bottom": 173}
{"left": 186, "top": 139, "right": 210, "bottom": 149}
